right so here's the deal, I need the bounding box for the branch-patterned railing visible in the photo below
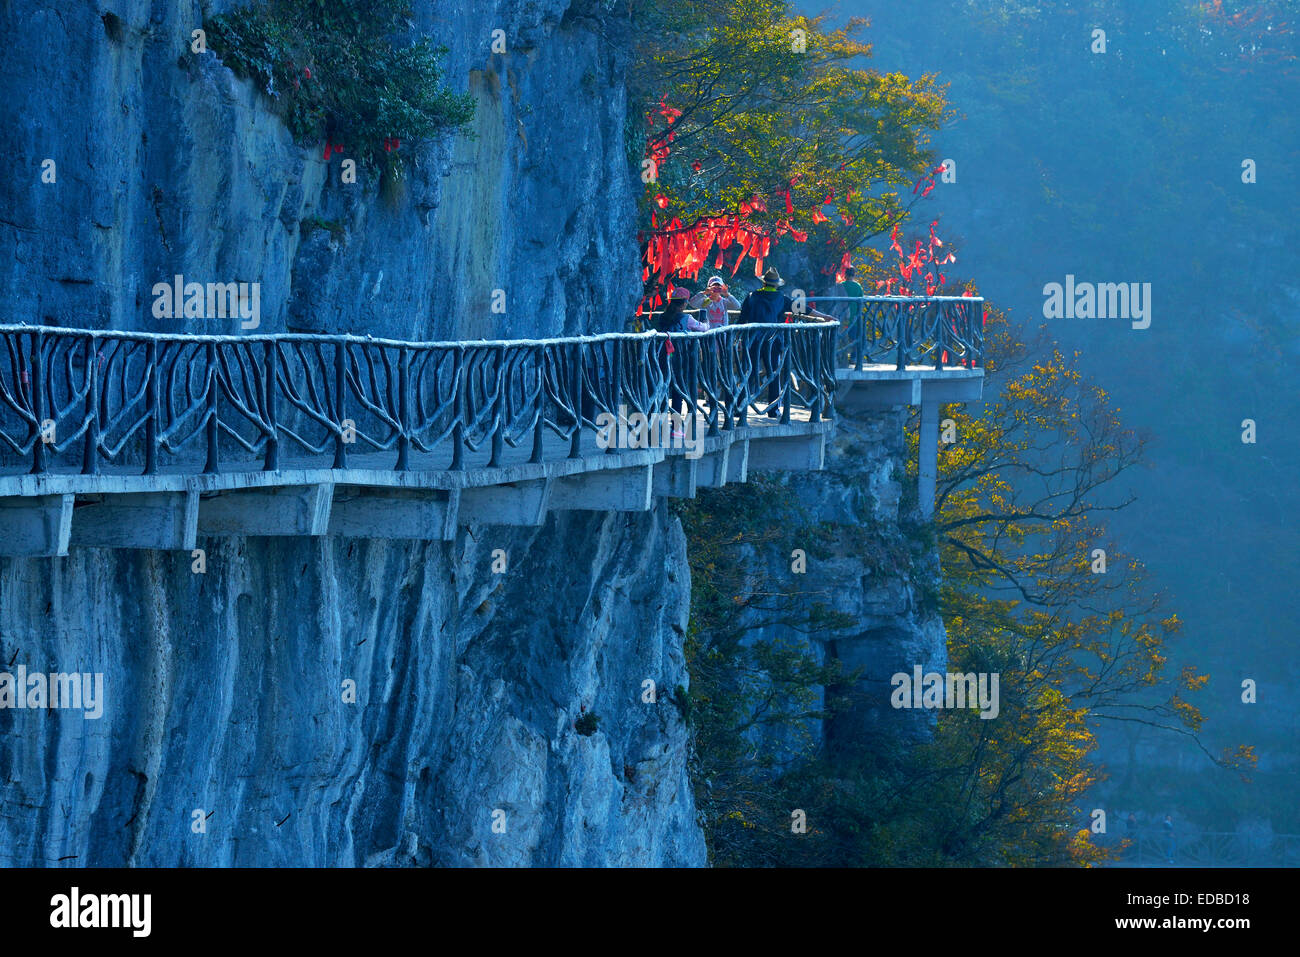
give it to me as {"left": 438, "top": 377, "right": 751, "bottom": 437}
{"left": 646, "top": 295, "right": 985, "bottom": 371}
{"left": 0, "top": 323, "right": 838, "bottom": 476}
{"left": 810, "top": 295, "right": 984, "bottom": 370}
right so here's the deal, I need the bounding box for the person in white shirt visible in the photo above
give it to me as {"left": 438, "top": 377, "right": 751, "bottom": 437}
{"left": 688, "top": 276, "right": 741, "bottom": 328}
{"left": 655, "top": 287, "right": 709, "bottom": 332}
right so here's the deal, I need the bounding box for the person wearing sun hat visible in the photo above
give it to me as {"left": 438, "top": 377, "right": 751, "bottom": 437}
{"left": 688, "top": 276, "right": 741, "bottom": 328}
{"left": 651, "top": 287, "right": 707, "bottom": 418}
{"left": 736, "top": 267, "right": 835, "bottom": 418}
{"left": 654, "top": 286, "right": 708, "bottom": 333}
{"left": 737, "top": 267, "right": 835, "bottom": 324}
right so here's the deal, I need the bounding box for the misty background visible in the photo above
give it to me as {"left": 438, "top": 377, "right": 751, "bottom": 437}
{"left": 807, "top": 0, "right": 1300, "bottom": 833}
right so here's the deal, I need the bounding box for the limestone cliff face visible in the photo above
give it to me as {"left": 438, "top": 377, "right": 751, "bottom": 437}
{"left": 0, "top": 507, "right": 702, "bottom": 866}
{"left": 0, "top": 0, "right": 639, "bottom": 340}
{"left": 806, "top": 409, "right": 947, "bottom": 751}
{"left": 0, "top": 0, "right": 703, "bottom": 866}
{"left": 720, "top": 407, "right": 947, "bottom": 765}
{"left": 0, "top": 0, "right": 937, "bottom": 866}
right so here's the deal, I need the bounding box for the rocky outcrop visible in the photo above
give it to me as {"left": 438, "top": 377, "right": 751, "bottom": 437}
{"left": 705, "top": 407, "right": 947, "bottom": 769}
{"left": 802, "top": 408, "right": 947, "bottom": 751}
{"left": 0, "top": 505, "right": 703, "bottom": 866}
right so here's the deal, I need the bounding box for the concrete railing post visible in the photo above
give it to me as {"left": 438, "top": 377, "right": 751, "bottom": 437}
{"left": 396, "top": 346, "right": 410, "bottom": 470}
{"left": 332, "top": 342, "right": 348, "bottom": 469}
{"left": 81, "top": 336, "right": 100, "bottom": 475}
{"left": 451, "top": 347, "right": 465, "bottom": 471}
{"left": 29, "top": 331, "right": 45, "bottom": 475}
{"left": 919, "top": 395, "right": 939, "bottom": 519}
{"left": 263, "top": 339, "right": 279, "bottom": 471}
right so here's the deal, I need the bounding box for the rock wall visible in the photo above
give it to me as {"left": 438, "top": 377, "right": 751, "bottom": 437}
{"left": 0, "top": 0, "right": 703, "bottom": 866}
{"left": 0, "top": 507, "right": 703, "bottom": 867}
{"left": 0, "top": 0, "right": 639, "bottom": 340}
{"left": 808, "top": 409, "right": 947, "bottom": 751}
{"left": 0, "top": 0, "right": 939, "bottom": 866}
{"left": 727, "top": 407, "right": 947, "bottom": 766}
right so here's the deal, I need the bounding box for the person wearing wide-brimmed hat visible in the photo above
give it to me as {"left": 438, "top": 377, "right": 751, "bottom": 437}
{"left": 738, "top": 267, "right": 835, "bottom": 323}
{"left": 736, "top": 267, "right": 834, "bottom": 418}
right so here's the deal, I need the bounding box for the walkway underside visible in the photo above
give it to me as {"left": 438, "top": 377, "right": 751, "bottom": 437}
{"left": 0, "top": 409, "right": 829, "bottom": 556}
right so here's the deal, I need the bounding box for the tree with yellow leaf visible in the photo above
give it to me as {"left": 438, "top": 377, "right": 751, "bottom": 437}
{"left": 866, "top": 304, "right": 1258, "bottom": 865}
{"left": 629, "top": 0, "right": 949, "bottom": 293}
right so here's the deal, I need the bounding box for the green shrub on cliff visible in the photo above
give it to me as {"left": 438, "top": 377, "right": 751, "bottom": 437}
{"left": 205, "top": 0, "right": 474, "bottom": 173}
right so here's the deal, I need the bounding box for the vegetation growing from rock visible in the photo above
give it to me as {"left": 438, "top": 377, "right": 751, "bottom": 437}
{"left": 675, "top": 306, "right": 1253, "bottom": 865}
{"left": 205, "top": 0, "right": 474, "bottom": 174}
{"left": 673, "top": 477, "right": 862, "bottom": 865}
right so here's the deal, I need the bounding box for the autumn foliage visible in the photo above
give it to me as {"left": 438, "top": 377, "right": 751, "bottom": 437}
{"left": 630, "top": 0, "right": 950, "bottom": 313}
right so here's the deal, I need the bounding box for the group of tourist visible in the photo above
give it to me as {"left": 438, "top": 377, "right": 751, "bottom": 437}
{"left": 651, "top": 266, "right": 840, "bottom": 334}
{"left": 650, "top": 266, "right": 844, "bottom": 420}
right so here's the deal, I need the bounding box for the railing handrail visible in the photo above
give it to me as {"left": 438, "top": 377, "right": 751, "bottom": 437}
{"left": 0, "top": 293, "right": 984, "bottom": 480}
{"left": 638, "top": 294, "right": 985, "bottom": 371}
{"left": 0, "top": 320, "right": 842, "bottom": 477}
{"left": 642, "top": 294, "right": 985, "bottom": 312}
{"left": 804, "top": 295, "right": 984, "bottom": 303}
{"left": 0, "top": 320, "right": 835, "bottom": 350}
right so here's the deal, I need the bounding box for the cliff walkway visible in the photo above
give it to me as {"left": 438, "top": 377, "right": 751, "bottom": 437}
{"left": 0, "top": 297, "right": 982, "bottom": 554}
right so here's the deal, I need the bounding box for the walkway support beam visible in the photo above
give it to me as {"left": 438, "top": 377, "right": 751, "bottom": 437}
{"left": 327, "top": 487, "right": 458, "bottom": 541}
{"left": 918, "top": 398, "right": 939, "bottom": 519}
{"left": 70, "top": 491, "right": 197, "bottom": 550}
{"left": 0, "top": 494, "right": 73, "bottom": 557}
{"left": 550, "top": 465, "right": 654, "bottom": 513}
{"left": 198, "top": 484, "right": 334, "bottom": 537}
{"left": 458, "top": 480, "right": 551, "bottom": 527}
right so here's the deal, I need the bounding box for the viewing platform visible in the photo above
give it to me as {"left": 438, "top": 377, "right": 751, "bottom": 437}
{"left": 0, "top": 296, "right": 983, "bottom": 555}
